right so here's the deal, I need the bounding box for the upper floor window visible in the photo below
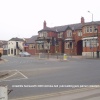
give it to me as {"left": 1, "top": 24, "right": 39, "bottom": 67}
{"left": 94, "top": 26, "right": 97, "bottom": 33}
{"left": 58, "top": 32, "right": 63, "bottom": 38}
{"left": 89, "top": 26, "right": 92, "bottom": 32}
{"left": 67, "top": 30, "right": 72, "bottom": 37}
{"left": 39, "top": 32, "right": 47, "bottom": 37}
{"left": 78, "top": 31, "right": 82, "bottom": 36}
{"left": 86, "top": 27, "right": 89, "bottom": 33}
{"left": 86, "top": 26, "right": 97, "bottom": 33}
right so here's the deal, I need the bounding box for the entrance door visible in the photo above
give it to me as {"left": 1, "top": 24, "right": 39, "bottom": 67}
{"left": 77, "top": 40, "right": 83, "bottom": 55}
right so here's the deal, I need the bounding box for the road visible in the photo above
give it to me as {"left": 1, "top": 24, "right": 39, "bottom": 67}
{"left": 0, "top": 56, "right": 100, "bottom": 99}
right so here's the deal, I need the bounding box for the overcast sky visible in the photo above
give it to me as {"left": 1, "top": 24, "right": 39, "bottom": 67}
{"left": 0, "top": 0, "right": 100, "bottom": 40}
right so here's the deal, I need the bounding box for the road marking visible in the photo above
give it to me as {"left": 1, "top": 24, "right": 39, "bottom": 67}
{"left": 1, "top": 72, "right": 18, "bottom": 80}
{"left": 10, "top": 87, "right": 100, "bottom": 100}
{"left": 16, "top": 70, "right": 28, "bottom": 79}
{"left": 0, "top": 78, "right": 28, "bottom": 82}
{"left": 0, "top": 69, "right": 28, "bottom": 82}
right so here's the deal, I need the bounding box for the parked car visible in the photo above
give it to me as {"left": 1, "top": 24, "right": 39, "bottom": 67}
{"left": 19, "top": 52, "right": 31, "bottom": 57}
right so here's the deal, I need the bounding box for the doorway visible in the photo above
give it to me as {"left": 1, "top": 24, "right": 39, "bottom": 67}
{"left": 77, "top": 40, "right": 83, "bottom": 55}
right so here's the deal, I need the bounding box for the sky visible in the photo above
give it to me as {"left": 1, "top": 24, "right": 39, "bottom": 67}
{"left": 0, "top": 0, "right": 100, "bottom": 40}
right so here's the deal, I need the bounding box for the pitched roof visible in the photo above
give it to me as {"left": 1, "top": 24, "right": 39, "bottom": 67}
{"left": 38, "top": 27, "right": 56, "bottom": 32}
{"left": 38, "top": 21, "right": 100, "bottom": 33}
{"left": 9, "top": 37, "right": 24, "bottom": 41}
{"left": 26, "top": 35, "right": 38, "bottom": 43}
{"left": 83, "top": 21, "right": 100, "bottom": 26}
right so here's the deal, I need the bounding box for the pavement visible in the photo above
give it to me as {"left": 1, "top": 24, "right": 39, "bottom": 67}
{"left": 10, "top": 88, "right": 100, "bottom": 100}
{"left": 41, "top": 88, "right": 100, "bottom": 100}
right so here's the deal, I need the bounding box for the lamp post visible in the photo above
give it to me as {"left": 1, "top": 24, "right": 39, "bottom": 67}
{"left": 88, "top": 11, "right": 93, "bottom": 22}
{"left": 88, "top": 11, "right": 94, "bottom": 58}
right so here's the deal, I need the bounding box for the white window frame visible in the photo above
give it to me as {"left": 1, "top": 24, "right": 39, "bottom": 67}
{"left": 89, "top": 26, "right": 92, "bottom": 33}
{"left": 44, "top": 42, "right": 50, "bottom": 49}
{"left": 66, "top": 42, "right": 73, "bottom": 49}
{"left": 86, "top": 25, "right": 97, "bottom": 33}
{"left": 78, "top": 31, "right": 82, "bottom": 36}
{"left": 29, "top": 44, "right": 35, "bottom": 49}
{"left": 58, "top": 32, "right": 63, "bottom": 38}
{"left": 67, "top": 30, "right": 72, "bottom": 37}
{"left": 86, "top": 27, "right": 89, "bottom": 33}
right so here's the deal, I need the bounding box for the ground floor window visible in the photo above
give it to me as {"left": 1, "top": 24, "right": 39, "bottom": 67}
{"left": 83, "top": 39, "right": 97, "bottom": 48}
{"left": 37, "top": 44, "right": 44, "bottom": 50}
{"left": 29, "top": 44, "right": 35, "bottom": 49}
{"left": 11, "top": 48, "right": 13, "bottom": 54}
{"left": 66, "top": 42, "right": 73, "bottom": 49}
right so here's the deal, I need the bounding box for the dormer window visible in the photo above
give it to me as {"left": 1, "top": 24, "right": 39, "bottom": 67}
{"left": 67, "top": 30, "right": 72, "bottom": 37}
{"left": 78, "top": 30, "right": 82, "bottom": 36}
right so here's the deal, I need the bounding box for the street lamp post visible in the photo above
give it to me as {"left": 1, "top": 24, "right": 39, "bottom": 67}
{"left": 88, "top": 11, "right": 94, "bottom": 58}
{"left": 88, "top": 11, "right": 93, "bottom": 22}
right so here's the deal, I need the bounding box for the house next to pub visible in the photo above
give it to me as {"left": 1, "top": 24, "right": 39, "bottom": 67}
{"left": 8, "top": 37, "right": 24, "bottom": 56}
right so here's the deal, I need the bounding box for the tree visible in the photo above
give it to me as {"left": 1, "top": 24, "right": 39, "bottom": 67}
{"left": 0, "top": 53, "right": 2, "bottom": 60}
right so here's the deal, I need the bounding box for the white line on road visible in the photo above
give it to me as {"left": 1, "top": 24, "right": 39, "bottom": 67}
{"left": 0, "top": 77, "right": 28, "bottom": 82}
{"left": 2, "top": 72, "right": 18, "bottom": 80}
{"left": 16, "top": 70, "right": 28, "bottom": 79}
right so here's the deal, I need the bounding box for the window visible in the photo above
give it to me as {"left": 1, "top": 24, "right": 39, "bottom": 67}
{"left": 86, "top": 27, "right": 89, "bottom": 33}
{"left": 37, "top": 44, "right": 39, "bottom": 50}
{"left": 58, "top": 32, "right": 63, "bottom": 38}
{"left": 39, "top": 32, "right": 47, "bottom": 37}
{"left": 67, "top": 30, "right": 72, "bottom": 37}
{"left": 83, "top": 39, "right": 97, "bottom": 48}
{"left": 66, "top": 42, "right": 73, "bottom": 49}
{"left": 29, "top": 44, "right": 35, "bottom": 49}
{"left": 78, "top": 31, "right": 82, "bottom": 36}
{"left": 44, "top": 42, "right": 50, "bottom": 49}
{"left": 39, "top": 32, "right": 43, "bottom": 37}
{"left": 11, "top": 48, "right": 13, "bottom": 54}
{"left": 43, "top": 32, "right": 47, "bottom": 37}
{"left": 42, "top": 44, "right": 44, "bottom": 48}
{"left": 94, "top": 26, "right": 97, "bottom": 33}
{"left": 86, "top": 26, "right": 97, "bottom": 33}
{"left": 89, "top": 26, "right": 92, "bottom": 32}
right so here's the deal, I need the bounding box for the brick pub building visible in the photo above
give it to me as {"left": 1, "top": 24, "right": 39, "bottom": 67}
{"left": 26, "top": 17, "right": 100, "bottom": 58}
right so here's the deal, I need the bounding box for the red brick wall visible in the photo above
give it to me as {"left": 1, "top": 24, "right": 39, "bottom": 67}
{"left": 26, "top": 47, "right": 36, "bottom": 55}
{"left": 48, "top": 32, "right": 57, "bottom": 38}
{"left": 49, "top": 46, "right": 55, "bottom": 53}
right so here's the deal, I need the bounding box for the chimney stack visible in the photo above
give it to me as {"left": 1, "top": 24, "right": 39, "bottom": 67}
{"left": 81, "top": 17, "right": 85, "bottom": 24}
{"left": 43, "top": 20, "right": 46, "bottom": 29}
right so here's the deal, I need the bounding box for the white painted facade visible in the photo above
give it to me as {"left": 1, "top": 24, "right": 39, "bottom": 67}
{"left": 8, "top": 40, "right": 24, "bottom": 56}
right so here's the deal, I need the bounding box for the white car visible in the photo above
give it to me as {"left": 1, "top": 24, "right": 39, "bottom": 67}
{"left": 19, "top": 52, "right": 31, "bottom": 57}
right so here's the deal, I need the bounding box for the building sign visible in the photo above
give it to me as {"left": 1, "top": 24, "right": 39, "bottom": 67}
{"left": 36, "top": 41, "right": 44, "bottom": 44}
{"left": 23, "top": 43, "right": 29, "bottom": 47}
